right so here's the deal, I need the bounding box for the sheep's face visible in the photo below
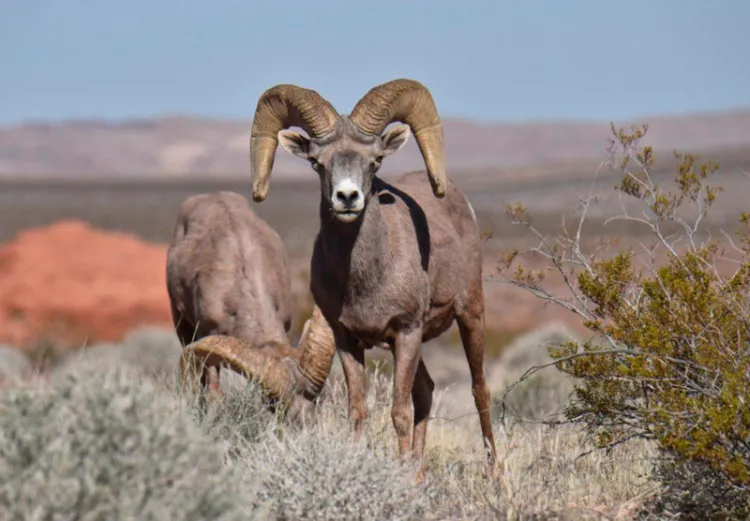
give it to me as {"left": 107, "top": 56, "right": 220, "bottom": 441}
{"left": 278, "top": 120, "right": 410, "bottom": 223}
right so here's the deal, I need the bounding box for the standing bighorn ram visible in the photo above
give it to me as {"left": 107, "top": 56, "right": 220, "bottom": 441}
{"left": 166, "top": 191, "right": 335, "bottom": 405}
{"left": 247, "top": 78, "right": 498, "bottom": 474}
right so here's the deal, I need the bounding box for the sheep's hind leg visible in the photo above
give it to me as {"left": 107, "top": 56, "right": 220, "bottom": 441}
{"left": 456, "top": 310, "right": 499, "bottom": 469}
{"left": 171, "top": 301, "right": 197, "bottom": 347}
{"left": 411, "top": 357, "right": 434, "bottom": 481}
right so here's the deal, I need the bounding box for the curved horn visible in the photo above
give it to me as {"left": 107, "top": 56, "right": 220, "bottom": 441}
{"left": 349, "top": 79, "right": 446, "bottom": 198}
{"left": 250, "top": 85, "right": 340, "bottom": 202}
{"left": 294, "top": 305, "right": 336, "bottom": 398}
{"left": 179, "top": 306, "right": 336, "bottom": 402}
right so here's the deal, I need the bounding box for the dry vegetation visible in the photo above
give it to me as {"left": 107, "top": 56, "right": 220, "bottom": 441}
{"left": 497, "top": 124, "right": 750, "bottom": 519}
{"left": 0, "top": 327, "right": 657, "bottom": 520}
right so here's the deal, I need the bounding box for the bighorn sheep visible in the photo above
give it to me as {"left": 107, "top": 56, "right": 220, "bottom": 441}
{"left": 166, "top": 190, "right": 335, "bottom": 405}
{"left": 247, "top": 79, "right": 498, "bottom": 473}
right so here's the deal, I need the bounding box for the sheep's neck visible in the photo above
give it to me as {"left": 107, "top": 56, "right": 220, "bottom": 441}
{"left": 319, "top": 196, "right": 390, "bottom": 293}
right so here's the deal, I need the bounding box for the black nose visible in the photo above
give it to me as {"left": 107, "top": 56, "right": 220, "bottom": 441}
{"left": 335, "top": 189, "right": 360, "bottom": 208}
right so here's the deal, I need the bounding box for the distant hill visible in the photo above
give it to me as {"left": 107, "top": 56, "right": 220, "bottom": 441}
{"left": 1, "top": 108, "right": 749, "bottom": 179}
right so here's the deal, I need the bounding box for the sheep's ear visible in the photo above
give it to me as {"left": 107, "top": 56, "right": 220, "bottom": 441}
{"left": 381, "top": 124, "right": 410, "bottom": 157}
{"left": 278, "top": 130, "right": 311, "bottom": 160}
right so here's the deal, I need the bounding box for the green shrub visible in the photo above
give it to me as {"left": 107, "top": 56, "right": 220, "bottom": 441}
{"left": 120, "top": 326, "right": 183, "bottom": 378}
{"left": 0, "top": 364, "right": 252, "bottom": 520}
{"left": 500, "top": 124, "right": 750, "bottom": 519}
{"left": 54, "top": 326, "right": 182, "bottom": 381}
{"left": 490, "top": 323, "right": 579, "bottom": 422}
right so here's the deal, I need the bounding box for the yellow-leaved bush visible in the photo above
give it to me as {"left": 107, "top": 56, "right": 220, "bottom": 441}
{"left": 500, "top": 123, "right": 750, "bottom": 517}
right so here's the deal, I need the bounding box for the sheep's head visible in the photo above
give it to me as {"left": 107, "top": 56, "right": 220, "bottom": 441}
{"left": 278, "top": 119, "right": 411, "bottom": 223}
{"left": 250, "top": 79, "right": 447, "bottom": 223}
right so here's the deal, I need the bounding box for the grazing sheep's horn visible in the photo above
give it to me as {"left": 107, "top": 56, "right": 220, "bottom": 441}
{"left": 293, "top": 305, "right": 336, "bottom": 399}
{"left": 349, "top": 79, "right": 446, "bottom": 198}
{"left": 250, "top": 85, "right": 340, "bottom": 202}
{"left": 179, "top": 306, "right": 336, "bottom": 401}
{"left": 180, "top": 336, "right": 299, "bottom": 399}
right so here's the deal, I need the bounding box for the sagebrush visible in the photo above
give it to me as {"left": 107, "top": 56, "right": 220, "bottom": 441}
{"left": 0, "top": 365, "right": 250, "bottom": 521}
{"left": 499, "top": 123, "right": 750, "bottom": 519}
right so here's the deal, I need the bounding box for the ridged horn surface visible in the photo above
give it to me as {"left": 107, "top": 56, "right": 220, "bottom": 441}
{"left": 294, "top": 305, "right": 336, "bottom": 399}
{"left": 250, "top": 85, "right": 339, "bottom": 202}
{"left": 179, "top": 305, "right": 336, "bottom": 401}
{"left": 349, "top": 79, "right": 446, "bottom": 197}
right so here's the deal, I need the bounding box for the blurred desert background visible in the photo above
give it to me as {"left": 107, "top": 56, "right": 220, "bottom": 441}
{"left": 2, "top": 110, "right": 749, "bottom": 360}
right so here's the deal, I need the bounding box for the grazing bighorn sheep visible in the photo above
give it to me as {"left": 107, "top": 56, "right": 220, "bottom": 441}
{"left": 166, "top": 190, "right": 335, "bottom": 405}
{"left": 247, "top": 79, "right": 498, "bottom": 473}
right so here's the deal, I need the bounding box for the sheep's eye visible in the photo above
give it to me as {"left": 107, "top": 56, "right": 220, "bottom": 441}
{"left": 309, "top": 157, "right": 320, "bottom": 168}
{"left": 372, "top": 155, "right": 384, "bottom": 167}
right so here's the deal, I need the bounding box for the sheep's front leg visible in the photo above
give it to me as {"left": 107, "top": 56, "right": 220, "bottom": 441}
{"left": 199, "top": 366, "right": 223, "bottom": 403}
{"left": 392, "top": 327, "right": 423, "bottom": 459}
{"left": 336, "top": 329, "right": 367, "bottom": 441}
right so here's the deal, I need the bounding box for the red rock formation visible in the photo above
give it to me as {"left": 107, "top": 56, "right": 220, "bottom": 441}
{"left": 0, "top": 220, "right": 171, "bottom": 349}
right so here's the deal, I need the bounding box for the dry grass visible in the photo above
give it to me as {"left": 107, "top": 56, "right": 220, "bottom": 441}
{"left": 426, "top": 423, "right": 655, "bottom": 520}
{"left": 0, "top": 324, "right": 660, "bottom": 520}
{"left": 317, "top": 369, "right": 658, "bottom": 520}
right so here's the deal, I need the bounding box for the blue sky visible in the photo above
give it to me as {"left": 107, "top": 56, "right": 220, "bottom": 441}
{"left": 1, "top": 0, "right": 748, "bottom": 125}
